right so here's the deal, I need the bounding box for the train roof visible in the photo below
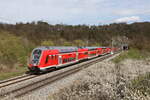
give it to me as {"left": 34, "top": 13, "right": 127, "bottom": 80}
{"left": 33, "top": 46, "right": 112, "bottom": 53}
{"left": 84, "top": 47, "right": 98, "bottom": 50}
{"left": 84, "top": 46, "right": 111, "bottom": 49}
{"left": 97, "top": 47, "right": 112, "bottom": 48}
{"left": 34, "top": 46, "right": 78, "bottom": 53}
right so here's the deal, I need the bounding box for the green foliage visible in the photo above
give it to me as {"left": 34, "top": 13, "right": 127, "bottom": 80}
{"left": 92, "top": 42, "right": 101, "bottom": 46}
{"left": 112, "top": 48, "right": 145, "bottom": 63}
{"left": 0, "top": 67, "right": 27, "bottom": 80}
{"left": 130, "top": 73, "right": 150, "bottom": 95}
{"left": 73, "top": 40, "right": 86, "bottom": 46}
{"left": 0, "top": 22, "right": 150, "bottom": 51}
{"left": 63, "top": 41, "right": 72, "bottom": 46}
{"left": 0, "top": 31, "right": 32, "bottom": 67}
{"left": 41, "top": 40, "right": 54, "bottom": 46}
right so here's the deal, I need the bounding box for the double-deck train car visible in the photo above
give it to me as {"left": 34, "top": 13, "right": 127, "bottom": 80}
{"left": 28, "top": 46, "right": 115, "bottom": 73}
{"left": 78, "top": 47, "right": 89, "bottom": 60}
{"left": 85, "top": 47, "right": 98, "bottom": 59}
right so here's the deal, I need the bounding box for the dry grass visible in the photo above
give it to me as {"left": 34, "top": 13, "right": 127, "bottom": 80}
{"left": 0, "top": 64, "right": 27, "bottom": 80}
{"left": 49, "top": 58, "right": 150, "bottom": 100}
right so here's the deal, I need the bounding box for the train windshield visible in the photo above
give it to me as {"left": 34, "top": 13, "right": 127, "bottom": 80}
{"left": 31, "top": 49, "right": 42, "bottom": 65}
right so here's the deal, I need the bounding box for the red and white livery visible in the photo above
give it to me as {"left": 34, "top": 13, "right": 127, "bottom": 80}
{"left": 28, "top": 46, "right": 117, "bottom": 73}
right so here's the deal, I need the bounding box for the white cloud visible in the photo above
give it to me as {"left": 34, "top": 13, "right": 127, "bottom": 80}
{"left": 0, "top": 0, "right": 149, "bottom": 24}
{"left": 114, "top": 16, "right": 140, "bottom": 23}
{"left": 113, "top": 9, "right": 150, "bottom": 16}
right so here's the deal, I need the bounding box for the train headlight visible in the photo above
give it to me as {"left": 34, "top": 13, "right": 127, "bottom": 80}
{"left": 33, "top": 63, "right": 37, "bottom": 66}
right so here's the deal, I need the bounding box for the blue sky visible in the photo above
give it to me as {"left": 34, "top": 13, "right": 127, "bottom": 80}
{"left": 0, "top": 0, "right": 150, "bottom": 25}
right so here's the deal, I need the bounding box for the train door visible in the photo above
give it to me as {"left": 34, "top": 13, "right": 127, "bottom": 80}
{"left": 58, "top": 55, "right": 62, "bottom": 65}
{"left": 54, "top": 55, "right": 58, "bottom": 65}
{"left": 47, "top": 55, "right": 57, "bottom": 65}
{"left": 76, "top": 52, "right": 78, "bottom": 61}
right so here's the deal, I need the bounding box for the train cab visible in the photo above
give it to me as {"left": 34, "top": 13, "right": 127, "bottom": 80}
{"left": 28, "top": 48, "right": 43, "bottom": 72}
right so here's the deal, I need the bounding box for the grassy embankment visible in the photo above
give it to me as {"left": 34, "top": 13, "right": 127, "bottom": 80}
{"left": 130, "top": 72, "right": 150, "bottom": 96}
{"left": 112, "top": 48, "right": 149, "bottom": 63}
{"left": 0, "top": 31, "right": 34, "bottom": 80}
{"left": 113, "top": 49, "right": 150, "bottom": 96}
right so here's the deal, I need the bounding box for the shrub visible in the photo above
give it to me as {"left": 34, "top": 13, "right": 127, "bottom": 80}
{"left": 0, "top": 31, "right": 30, "bottom": 68}
{"left": 41, "top": 40, "right": 54, "bottom": 46}
{"left": 112, "top": 48, "right": 146, "bottom": 63}
{"left": 73, "top": 40, "right": 86, "bottom": 46}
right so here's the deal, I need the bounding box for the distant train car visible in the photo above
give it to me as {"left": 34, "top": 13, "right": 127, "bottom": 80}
{"left": 97, "top": 47, "right": 103, "bottom": 56}
{"left": 78, "top": 47, "right": 89, "bottom": 60}
{"left": 85, "top": 47, "right": 98, "bottom": 59}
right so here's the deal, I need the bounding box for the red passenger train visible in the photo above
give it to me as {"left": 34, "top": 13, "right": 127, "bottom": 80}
{"left": 28, "top": 46, "right": 117, "bottom": 73}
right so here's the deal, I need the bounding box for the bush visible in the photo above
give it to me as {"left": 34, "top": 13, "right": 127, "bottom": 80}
{"left": 41, "top": 40, "right": 54, "bottom": 46}
{"left": 112, "top": 48, "right": 146, "bottom": 63}
{"left": 0, "top": 31, "right": 30, "bottom": 68}
{"left": 73, "top": 40, "right": 86, "bottom": 46}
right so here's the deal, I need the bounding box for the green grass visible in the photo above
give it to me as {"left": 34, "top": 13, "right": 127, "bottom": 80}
{"left": 130, "top": 72, "right": 150, "bottom": 95}
{"left": 112, "top": 48, "right": 147, "bottom": 63}
{"left": 0, "top": 67, "right": 27, "bottom": 80}
{"left": 0, "top": 31, "right": 33, "bottom": 80}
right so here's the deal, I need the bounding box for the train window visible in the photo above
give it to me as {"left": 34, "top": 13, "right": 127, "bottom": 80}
{"left": 63, "top": 59, "right": 67, "bottom": 63}
{"left": 67, "top": 58, "right": 69, "bottom": 62}
{"left": 49, "top": 55, "right": 51, "bottom": 59}
{"left": 65, "top": 59, "right": 67, "bottom": 62}
{"left": 71, "top": 57, "right": 73, "bottom": 61}
{"left": 84, "top": 52, "right": 88, "bottom": 55}
{"left": 32, "top": 49, "right": 42, "bottom": 65}
{"left": 51, "top": 55, "right": 55, "bottom": 59}
{"left": 32, "top": 49, "right": 41, "bottom": 60}
{"left": 63, "top": 57, "right": 76, "bottom": 63}
{"left": 45, "top": 55, "right": 49, "bottom": 64}
{"left": 63, "top": 59, "right": 65, "bottom": 63}
{"left": 67, "top": 58, "right": 68, "bottom": 62}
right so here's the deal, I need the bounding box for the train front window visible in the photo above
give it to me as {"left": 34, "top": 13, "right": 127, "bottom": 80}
{"left": 32, "top": 49, "right": 42, "bottom": 65}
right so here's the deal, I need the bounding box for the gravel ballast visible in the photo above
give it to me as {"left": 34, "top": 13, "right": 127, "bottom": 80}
{"left": 12, "top": 54, "right": 150, "bottom": 100}
{"left": 13, "top": 54, "right": 120, "bottom": 100}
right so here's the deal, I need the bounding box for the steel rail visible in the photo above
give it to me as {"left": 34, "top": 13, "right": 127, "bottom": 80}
{"left": 0, "top": 74, "right": 29, "bottom": 84}
{"left": 0, "top": 75, "right": 37, "bottom": 88}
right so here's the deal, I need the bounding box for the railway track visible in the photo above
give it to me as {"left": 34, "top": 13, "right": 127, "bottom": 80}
{"left": 0, "top": 51, "right": 120, "bottom": 99}
{"left": 0, "top": 74, "right": 37, "bottom": 88}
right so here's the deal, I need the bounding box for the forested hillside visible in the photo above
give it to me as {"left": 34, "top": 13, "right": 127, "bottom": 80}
{"left": 0, "top": 21, "right": 150, "bottom": 49}
{"left": 0, "top": 21, "right": 150, "bottom": 79}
